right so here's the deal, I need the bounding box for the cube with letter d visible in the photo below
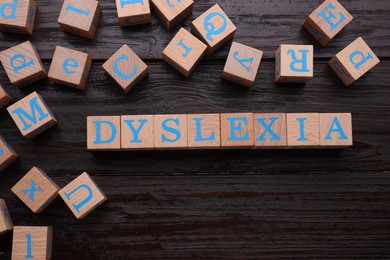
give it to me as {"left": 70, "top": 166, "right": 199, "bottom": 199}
{"left": 87, "top": 116, "right": 121, "bottom": 151}
{"left": 0, "top": 0, "right": 37, "bottom": 35}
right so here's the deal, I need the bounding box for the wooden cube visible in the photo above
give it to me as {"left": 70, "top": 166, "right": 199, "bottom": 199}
{"left": 12, "top": 226, "right": 53, "bottom": 260}
{"left": 222, "top": 42, "right": 263, "bottom": 87}
{"left": 59, "top": 172, "right": 107, "bottom": 219}
{"left": 304, "top": 0, "right": 353, "bottom": 46}
{"left": 102, "top": 44, "right": 148, "bottom": 93}
{"left": 0, "top": 199, "right": 13, "bottom": 234}
{"left": 121, "top": 115, "right": 154, "bottom": 150}
{"left": 7, "top": 92, "right": 57, "bottom": 139}
{"left": 11, "top": 167, "right": 59, "bottom": 213}
{"left": 220, "top": 113, "right": 254, "bottom": 148}
{"left": 329, "top": 37, "right": 380, "bottom": 86}
{"left": 320, "top": 113, "right": 352, "bottom": 147}
{"left": 0, "top": 0, "right": 36, "bottom": 35}
{"left": 154, "top": 114, "right": 187, "bottom": 149}
{"left": 48, "top": 46, "right": 92, "bottom": 90}
{"left": 151, "top": 0, "right": 193, "bottom": 30}
{"left": 87, "top": 116, "right": 121, "bottom": 151}
{"left": 58, "top": 0, "right": 101, "bottom": 40}
{"left": 163, "top": 28, "right": 207, "bottom": 77}
{"left": 287, "top": 113, "right": 320, "bottom": 147}
{"left": 191, "top": 4, "right": 237, "bottom": 54}
{"left": 0, "top": 41, "right": 47, "bottom": 88}
{"left": 275, "top": 44, "right": 313, "bottom": 83}
{"left": 187, "top": 114, "right": 220, "bottom": 149}
{"left": 0, "top": 135, "right": 18, "bottom": 172}
{"left": 116, "top": 0, "right": 151, "bottom": 26}
{"left": 254, "top": 113, "right": 287, "bottom": 148}
{"left": 0, "top": 84, "right": 13, "bottom": 109}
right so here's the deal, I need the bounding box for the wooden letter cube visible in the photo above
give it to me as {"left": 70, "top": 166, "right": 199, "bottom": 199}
{"left": 0, "top": 199, "right": 13, "bottom": 234}
{"left": 87, "top": 116, "right": 121, "bottom": 151}
{"left": 0, "top": 84, "right": 13, "bottom": 109}
{"left": 187, "top": 114, "right": 220, "bottom": 149}
{"left": 59, "top": 172, "right": 107, "bottom": 219}
{"left": 191, "top": 4, "right": 237, "bottom": 54}
{"left": 0, "top": 135, "right": 18, "bottom": 172}
{"left": 304, "top": 0, "right": 353, "bottom": 46}
{"left": 11, "top": 167, "right": 59, "bottom": 213}
{"left": 58, "top": 0, "right": 101, "bottom": 39}
{"left": 151, "top": 0, "right": 193, "bottom": 30}
{"left": 116, "top": 0, "right": 151, "bottom": 26}
{"left": 12, "top": 226, "right": 53, "bottom": 260}
{"left": 222, "top": 42, "right": 263, "bottom": 87}
{"left": 48, "top": 46, "right": 92, "bottom": 90}
{"left": 287, "top": 113, "right": 320, "bottom": 147}
{"left": 0, "top": 0, "right": 36, "bottom": 35}
{"left": 121, "top": 115, "right": 154, "bottom": 150}
{"left": 103, "top": 44, "right": 148, "bottom": 93}
{"left": 329, "top": 37, "right": 380, "bottom": 86}
{"left": 154, "top": 114, "right": 187, "bottom": 149}
{"left": 163, "top": 28, "right": 207, "bottom": 77}
{"left": 7, "top": 92, "right": 57, "bottom": 139}
{"left": 275, "top": 44, "right": 313, "bottom": 83}
{"left": 0, "top": 41, "right": 47, "bottom": 88}
{"left": 220, "top": 113, "right": 254, "bottom": 148}
{"left": 254, "top": 113, "right": 287, "bottom": 148}
{"left": 320, "top": 113, "right": 352, "bottom": 147}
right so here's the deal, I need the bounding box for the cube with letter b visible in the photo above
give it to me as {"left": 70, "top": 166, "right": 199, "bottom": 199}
{"left": 0, "top": 0, "right": 36, "bottom": 35}
{"left": 12, "top": 226, "right": 53, "bottom": 260}
{"left": 151, "top": 0, "right": 193, "bottom": 30}
{"left": 0, "top": 199, "right": 13, "bottom": 234}
{"left": 287, "top": 113, "right": 320, "bottom": 148}
{"left": 154, "top": 114, "right": 188, "bottom": 149}
{"left": 121, "top": 115, "right": 154, "bottom": 150}
{"left": 116, "top": 0, "right": 151, "bottom": 26}
{"left": 220, "top": 113, "right": 254, "bottom": 148}
{"left": 87, "top": 116, "right": 121, "bottom": 151}
{"left": 320, "top": 113, "right": 352, "bottom": 147}
{"left": 0, "top": 135, "right": 18, "bottom": 172}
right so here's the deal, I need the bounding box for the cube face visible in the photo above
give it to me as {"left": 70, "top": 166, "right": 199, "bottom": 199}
{"left": 7, "top": 92, "right": 57, "bottom": 139}
{"left": 0, "top": 41, "right": 47, "bottom": 88}
{"left": 0, "top": 135, "right": 18, "bottom": 172}
{"left": 254, "top": 113, "right": 287, "bottom": 148}
{"left": 58, "top": 0, "right": 101, "bottom": 39}
{"left": 11, "top": 167, "right": 59, "bottom": 213}
{"left": 287, "top": 113, "right": 320, "bottom": 147}
{"left": 220, "top": 113, "right": 254, "bottom": 148}
{"left": 121, "top": 115, "right": 154, "bottom": 150}
{"left": 163, "top": 28, "right": 207, "bottom": 77}
{"left": 275, "top": 45, "right": 314, "bottom": 83}
{"left": 222, "top": 42, "right": 263, "bottom": 87}
{"left": 0, "top": 199, "right": 13, "bottom": 234}
{"left": 102, "top": 45, "right": 149, "bottom": 93}
{"left": 0, "top": 0, "right": 36, "bottom": 35}
{"left": 59, "top": 172, "right": 107, "bottom": 219}
{"left": 191, "top": 4, "right": 237, "bottom": 54}
{"left": 12, "top": 226, "right": 53, "bottom": 260}
{"left": 154, "top": 114, "right": 187, "bottom": 149}
{"left": 151, "top": 0, "right": 193, "bottom": 29}
{"left": 304, "top": 0, "right": 353, "bottom": 46}
{"left": 48, "top": 46, "right": 92, "bottom": 90}
{"left": 320, "top": 113, "right": 352, "bottom": 147}
{"left": 0, "top": 84, "right": 13, "bottom": 109}
{"left": 116, "top": 0, "right": 151, "bottom": 26}
{"left": 187, "top": 114, "right": 220, "bottom": 149}
{"left": 329, "top": 37, "right": 380, "bottom": 86}
{"left": 87, "top": 116, "right": 121, "bottom": 151}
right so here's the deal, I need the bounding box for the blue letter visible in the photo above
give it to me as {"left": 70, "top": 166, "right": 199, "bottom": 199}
{"left": 162, "top": 118, "right": 181, "bottom": 143}
{"left": 0, "top": 0, "right": 18, "bottom": 19}
{"left": 66, "top": 4, "right": 90, "bottom": 16}
{"left": 25, "top": 233, "right": 33, "bottom": 259}
{"left": 193, "top": 118, "right": 215, "bottom": 142}
{"left": 317, "top": 2, "right": 345, "bottom": 31}
{"left": 64, "top": 184, "right": 93, "bottom": 213}
{"left": 10, "top": 54, "right": 34, "bottom": 73}
{"left": 325, "top": 117, "right": 348, "bottom": 140}
{"left": 1, "top": 206, "right": 7, "bottom": 220}
{"left": 203, "top": 12, "right": 227, "bottom": 41}
{"left": 287, "top": 49, "right": 310, "bottom": 73}
{"left": 63, "top": 58, "right": 78, "bottom": 74}
{"left": 296, "top": 118, "right": 308, "bottom": 141}
{"left": 120, "top": 0, "right": 144, "bottom": 8}
{"left": 113, "top": 54, "right": 138, "bottom": 79}
{"left": 227, "top": 117, "right": 249, "bottom": 141}
{"left": 350, "top": 50, "right": 373, "bottom": 70}
{"left": 11, "top": 97, "right": 49, "bottom": 131}
{"left": 233, "top": 51, "right": 253, "bottom": 72}
{"left": 21, "top": 179, "right": 43, "bottom": 202}
{"left": 123, "top": 119, "right": 148, "bottom": 143}
{"left": 255, "top": 117, "right": 281, "bottom": 141}
{"left": 177, "top": 39, "right": 192, "bottom": 58}
{"left": 93, "top": 120, "right": 117, "bottom": 144}
{"left": 166, "top": 0, "right": 181, "bottom": 7}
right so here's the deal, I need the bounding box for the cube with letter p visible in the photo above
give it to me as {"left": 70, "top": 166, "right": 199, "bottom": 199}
{"left": 0, "top": 0, "right": 37, "bottom": 35}
{"left": 87, "top": 116, "right": 121, "bottom": 151}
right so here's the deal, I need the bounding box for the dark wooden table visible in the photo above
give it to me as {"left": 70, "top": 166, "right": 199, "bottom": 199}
{"left": 1, "top": 0, "right": 390, "bottom": 259}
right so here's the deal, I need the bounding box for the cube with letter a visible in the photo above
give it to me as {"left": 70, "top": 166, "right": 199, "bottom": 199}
{"left": 287, "top": 113, "right": 320, "bottom": 148}
{"left": 220, "top": 113, "right": 254, "bottom": 148}
{"left": 320, "top": 113, "right": 352, "bottom": 147}
{"left": 154, "top": 114, "right": 188, "bottom": 149}
{"left": 12, "top": 226, "right": 53, "bottom": 260}
{"left": 121, "top": 115, "right": 154, "bottom": 150}
{"left": 0, "top": 84, "right": 13, "bottom": 109}
{"left": 0, "top": 135, "right": 18, "bottom": 172}
{"left": 151, "top": 0, "right": 193, "bottom": 30}
{"left": 254, "top": 113, "right": 287, "bottom": 148}
{"left": 0, "top": 0, "right": 36, "bottom": 35}
{"left": 0, "top": 199, "right": 13, "bottom": 234}
{"left": 87, "top": 116, "right": 121, "bottom": 151}
{"left": 116, "top": 0, "right": 151, "bottom": 26}
{"left": 187, "top": 114, "right": 220, "bottom": 149}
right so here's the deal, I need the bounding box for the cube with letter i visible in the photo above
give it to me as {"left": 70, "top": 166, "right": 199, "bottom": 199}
{"left": 0, "top": 84, "right": 13, "bottom": 109}
{"left": 7, "top": 92, "right": 57, "bottom": 139}
{"left": 154, "top": 114, "right": 188, "bottom": 149}
{"left": 87, "top": 116, "right": 121, "bottom": 151}
{"left": 0, "top": 0, "right": 36, "bottom": 35}
{"left": 48, "top": 46, "right": 92, "bottom": 90}
{"left": 0, "top": 41, "right": 47, "bottom": 88}
{"left": 151, "top": 0, "right": 193, "bottom": 30}
{"left": 287, "top": 113, "right": 320, "bottom": 148}
{"left": 59, "top": 172, "right": 107, "bottom": 219}
{"left": 304, "top": 0, "right": 353, "bottom": 46}
{"left": 163, "top": 28, "right": 207, "bottom": 77}
{"left": 329, "top": 37, "right": 380, "bottom": 86}
{"left": 275, "top": 44, "right": 313, "bottom": 83}
{"left": 187, "top": 114, "right": 221, "bottom": 149}
{"left": 0, "top": 199, "right": 13, "bottom": 234}
{"left": 103, "top": 44, "right": 149, "bottom": 93}
{"left": 12, "top": 226, "right": 53, "bottom": 260}
{"left": 121, "top": 115, "right": 154, "bottom": 150}
{"left": 116, "top": 0, "right": 151, "bottom": 26}
{"left": 58, "top": 0, "right": 102, "bottom": 39}
{"left": 222, "top": 42, "right": 263, "bottom": 87}
{"left": 191, "top": 4, "right": 237, "bottom": 54}
{"left": 220, "top": 113, "right": 254, "bottom": 149}
{"left": 320, "top": 113, "right": 352, "bottom": 147}
{"left": 0, "top": 135, "right": 18, "bottom": 172}
{"left": 254, "top": 113, "right": 287, "bottom": 148}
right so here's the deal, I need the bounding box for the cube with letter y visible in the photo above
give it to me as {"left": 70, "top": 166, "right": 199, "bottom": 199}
{"left": 12, "top": 226, "right": 53, "bottom": 260}
{"left": 0, "top": 199, "right": 13, "bottom": 234}
{"left": 187, "top": 114, "right": 220, "bottom": 149}
{"left": 87, "top": 116, "right": 121, "bottom": 151}
{"left": 116, "top": 0, "right": 151, "bottom": 26}
{"left": 0, "top": 0, "right": 36, "bottom": 35}
{"left": 151, "top": 0, "right": 193, "bottom": 30}
{"left": 320, "top": 113, "right": 352, "bottom": 147}
{"left": 287, "top": 113, "right": 320, "bottom": 148}
{"left": 220, "top": 113, "right": 254, "bottom": 148}
{"left": 0, "top": 135, "right": 18, "bottom": 172}
{"left": 121, "top": 115, "right": 154, "bottom": 150}
{"left": 154, "top": 114, "right": 187, "bottom": 149}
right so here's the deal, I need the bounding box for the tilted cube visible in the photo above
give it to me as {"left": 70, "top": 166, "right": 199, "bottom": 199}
{"left": 0, "top": 0, "right": 36, "bottom": 35}
{"left": 116, "top": 0, "right": 151, "bottom": 26}
{"left": 0, "top": 84, "right": 13, "bottom": 109}
{"left": 151, "top": 0, "right": 193, "bottom": 29}
{"left": 0, "top": 199, "right": 13, "bottom": 234}
{"left": 0, "top": 135, "right": 18, "bottom": 172}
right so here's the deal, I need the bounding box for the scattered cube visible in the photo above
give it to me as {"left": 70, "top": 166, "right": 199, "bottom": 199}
{"left": 103, "top": 44, "right": 148, "bottom": 93}
{"left": 154, "top": 114, "right": 187, "bottom": 149}
{"left": 58, "top": 0, "right": 102, "bottom": 39}
{"left": 0, "top": 0, "right": 36, "bottom": 35}
{"left": 0, "top": 199, "right": 13, "bottom": 234}
{"left": 220, "top": 113, "right": 254, "bottom": 148}
{"left": 329, "top": 37, "right": 380, "bottom": 86}
{"left": 0, "top": 135, "right": 18, "bottom": 172}
{"left": 191, "top": 4, "right": 237, "bottom": 54}
{"left": 304, "top": 0, "right": 353, "bottom": 46}
{"left": 0, "top": 84, "right": 13, "bottom": 109}
{"left": 222, "top": 42, "right": 263, "bottom": 87}
{"left": 320, "top": 113, "right": 352, "bottom": 147}
{"left": 87, "top": 116, "right": 121, "bottom": 151}
{"left": 12, "top": 226, "right": 53, "bottom": 260}
{"left": 187, "top": 114, "right": 220, "bottom": 149}
{"left": 254, "top": 113, "right": 287, "bottom": 148}
{"left": 7, "top": 92, "right": 57, "bottom": 139}
{"left": 287, "top": 113, "right": 320, "bottom": 147}
{"left": 116, "top": 0, "right": 151, "bottom": 26}
{"left": 121, "top": 115, "right": 154, "bottom": 150}
{"left": 59, "top": 172, "right": 107, "bottom": 219}
{"left": 0, "top": 41, "right": 47, "bottom": 88}
{"left": 151, "top": 0, "right": 193, "bottom": 30}
{"left": 163, "top": 28, "right": 207, "bottom": 77}
{"left": 48, "top": 46, "right": 92, "bottom": 90}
